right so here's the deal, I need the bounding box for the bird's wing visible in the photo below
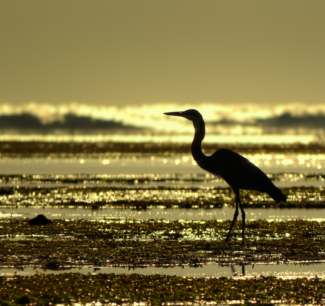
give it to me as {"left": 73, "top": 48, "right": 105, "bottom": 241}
{"left": 208, "top": 149, "right": 274, "bottom": 192}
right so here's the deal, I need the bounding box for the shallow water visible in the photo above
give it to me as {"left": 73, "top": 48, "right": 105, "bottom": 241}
{"left": 2, "top": 206, "right": 325, "bottom": 222}
{"left": 2, "top": 262, "right": 325, "bottom": 279}
{"left": 1, "top": 153, "right": 325, "bottom": 221}
{"left": 0, "top": 153, "right": 324, "bottom": 176}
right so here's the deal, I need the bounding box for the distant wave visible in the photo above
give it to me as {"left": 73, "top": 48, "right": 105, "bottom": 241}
{"left": 208, "top": 113, "right": 325, "bottom": 130}
{"left": 0, "top": 102, "right": 324, "bottom": 135}
{"left": 0, "top": 113, "right": 146, "bottom": 134}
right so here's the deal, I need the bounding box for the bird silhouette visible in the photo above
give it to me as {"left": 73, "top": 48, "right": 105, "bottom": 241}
{"left": 164, "top": 109, "right": 286, "bottom": 244}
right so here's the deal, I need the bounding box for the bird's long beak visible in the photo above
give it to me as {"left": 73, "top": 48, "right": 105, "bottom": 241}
{"left": 164, "top": 111, "right": 184, "bottom": 117}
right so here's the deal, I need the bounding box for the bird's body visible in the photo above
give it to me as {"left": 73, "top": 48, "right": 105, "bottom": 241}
{"left": 164, "top": 109, "right": 286, "bottom": 243}
{"left": 198, "top": 149, "right": 285, "bottom": 203}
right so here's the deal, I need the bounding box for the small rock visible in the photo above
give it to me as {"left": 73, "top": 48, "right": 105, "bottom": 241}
{"left": 28, "top": 214, "right": 52, "bottom": 226}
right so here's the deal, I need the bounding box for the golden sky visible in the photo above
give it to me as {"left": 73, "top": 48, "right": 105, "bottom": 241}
{"left": 1, "top": 0, "right": 324, "bottom": 106}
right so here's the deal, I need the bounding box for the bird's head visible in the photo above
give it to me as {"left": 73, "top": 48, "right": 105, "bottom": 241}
{"left": 164, "top": 109, "right": 204, "bottom": 131}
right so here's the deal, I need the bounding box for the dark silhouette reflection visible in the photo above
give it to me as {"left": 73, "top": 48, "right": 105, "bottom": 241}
{"left": 164, "top": 109, "right": 286, "bottom": 244}
{"left": 135, "top": 204, "right": 147, "bottom": 211}
{"left": 231, "top": 264, "right": 246, "bottom": 277}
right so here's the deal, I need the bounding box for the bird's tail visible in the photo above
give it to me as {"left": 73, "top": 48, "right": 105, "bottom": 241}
{"left": 267, "top": 186, "right": 286, "bottom": 203}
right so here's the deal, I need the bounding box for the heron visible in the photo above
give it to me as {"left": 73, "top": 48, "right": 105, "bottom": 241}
{"left": 164, "top": 109, "right": 286, "bottom": 244}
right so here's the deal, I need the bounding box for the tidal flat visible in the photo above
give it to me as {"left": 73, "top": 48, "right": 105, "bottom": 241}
{"left": 1, "top": 273, "right": 325, "bottom": 305}
{"left": 1, "top": 218, "right": 325, "bottom": 304}
{"left": 1, "top": 142, "right": 325, "bottom": 304}
{"left": 1, "top": 219, "right": 325, "bottom": 269}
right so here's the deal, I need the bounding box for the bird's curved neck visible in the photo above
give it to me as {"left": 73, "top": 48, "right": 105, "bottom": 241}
{"left": 191, "top": 119, "right": 207, "bottom": 162}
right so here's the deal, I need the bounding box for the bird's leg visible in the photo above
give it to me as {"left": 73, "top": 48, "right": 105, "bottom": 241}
{"left": 241, "top": 264, "right": 246, "bottom": 276}
{"left": 237, "top": 192, "right": 246, "bottom": 245}
{"left": 225, "top": 195, "right": 239, "bottom": 242}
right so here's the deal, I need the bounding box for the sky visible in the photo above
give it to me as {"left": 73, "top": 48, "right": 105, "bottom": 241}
{"left": 1, "top": 0, "right": 325, "bottom": 107}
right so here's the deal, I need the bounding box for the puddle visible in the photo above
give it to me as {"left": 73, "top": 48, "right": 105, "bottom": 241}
{"left": 2, "top": 206, "right": 325, "bottom": 221}
{"left": 2, "top": 262, "right": 325, "bottom": 279}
